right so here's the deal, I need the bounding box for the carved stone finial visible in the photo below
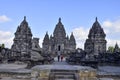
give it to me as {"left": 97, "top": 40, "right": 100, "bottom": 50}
{"left": 59, "top": 17, "right": 61, "bottom": 22}
{"left": 46, "top": 31, "right": 48, "bottom": 34}
{"left": 71, "top": 32, "right": 73, "bottom": 35}
{"left": 96, "top": 17, "right": 97, "bottom": 22}
{"left": 24, "top": 16, "right": 26, "bottom": 21}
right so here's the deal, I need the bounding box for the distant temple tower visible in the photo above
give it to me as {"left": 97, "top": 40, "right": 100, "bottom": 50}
{"left": 11, "top": 16, "right": 33, "bottom": 59}
{"left": 42, "top": 18, "right": 76, "bottom": 55}
{"left": 84, "top": 17, "right": 107, "bottom": 57}
{"left": 113, "top": 43, "right": 120, "bottom": 53}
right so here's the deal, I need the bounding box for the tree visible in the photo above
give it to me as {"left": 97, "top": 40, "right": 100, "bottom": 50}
{"left": 0, "top": 43, "right": 5, "bottom": 48}
{"left": 107, "top": 46, "right": 114, "bottom": 53}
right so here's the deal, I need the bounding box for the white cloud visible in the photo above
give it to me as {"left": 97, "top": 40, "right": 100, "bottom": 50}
{"left": 102, "top": 18, "right": 120, "bottom": 48}
{"left": 102, "top": 19, "right": 120, "bottom": 33}
{"left": 72, "top": 27, "right": 89, "bottom": 49}
{"left": 103, "top": 20, "right": 112, "bottom": 28}
{"left": 0, "top": 31, "right": 13, "bottom": 48}
{"left": 0, "top": 15, "right": 11, "bottom": 23}
{"left": 39, "top": 38, "right": 43, "bottom": 48}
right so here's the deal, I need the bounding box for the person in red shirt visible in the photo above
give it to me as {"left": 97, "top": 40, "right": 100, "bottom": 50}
{"left": 61, "top": 55, "right": 63, "bottom": 62}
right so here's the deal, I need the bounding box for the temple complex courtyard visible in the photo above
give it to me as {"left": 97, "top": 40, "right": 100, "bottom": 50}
{"left": 0, "top": 17, "right": 120, "bottom": 80}
{"left": 1, "top": 0, "right": 120, "bottom": 79}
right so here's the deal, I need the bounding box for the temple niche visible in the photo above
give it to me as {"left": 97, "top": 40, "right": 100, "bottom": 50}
{"left": 42, "top": 18, "right": 76, "bottom": 56}
{"left": 11, "top": 16, "right": 33, "bottom": 59}
{"left": 84, "top": 17, "right": 107, "bottom": 58}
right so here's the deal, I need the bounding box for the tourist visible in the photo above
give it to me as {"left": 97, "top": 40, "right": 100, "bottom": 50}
{"left": 61, "top": 54, "right": 63, "bottom": 62}
{"left": 58, "top": 55, "right": 60, "bottom": 62}
{"left": 57, "top": 51, "right": 60, "bottom": 62}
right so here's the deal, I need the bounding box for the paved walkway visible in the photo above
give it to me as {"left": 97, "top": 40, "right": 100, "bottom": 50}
{"left": 0, "top": 63, "right": 27, "bottom": 70}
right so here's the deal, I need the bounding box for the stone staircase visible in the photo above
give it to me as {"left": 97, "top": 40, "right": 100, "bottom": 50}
{"left": 49, "top": 70, "right": 78, "bottom": 80}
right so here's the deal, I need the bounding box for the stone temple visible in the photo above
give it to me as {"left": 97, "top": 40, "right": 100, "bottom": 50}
{"left": 10, "top": 17, "right": 107, "bottom": 60}
{"left": 84, "top": 17, "right": 107, "bottom": 58}
{"left": 42, "top": 18, "right": 76, "bottom": 56}
{"left": 1, "top": 17, "right": 120, "bottom": 80}
{"left": 11, "top": 16, "right": 33, "bottom": 59}
{"left": 113, "top": 43, "right": 120, "bottom": 53}
{"left": 11, "top": 16, "right": 44, "bottom": 61}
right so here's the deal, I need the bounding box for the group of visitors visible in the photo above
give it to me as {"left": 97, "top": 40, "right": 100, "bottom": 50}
{"left": 57, "top": 52, "right": 64, "bottom": 62}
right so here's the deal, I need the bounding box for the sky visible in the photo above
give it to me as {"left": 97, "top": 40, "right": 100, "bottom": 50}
{"left": 0, "top": 0, "right": 120, "bottom": 49}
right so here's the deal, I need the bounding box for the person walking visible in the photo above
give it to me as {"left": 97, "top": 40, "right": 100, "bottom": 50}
{"left": 57, "top": 51, "right": 60, "bottom": 62}
{"left": 61, "top": 54, "right": 63, "bottom": 62}
{"left": 58, "top": 55, "right": 60, "bottom": 62}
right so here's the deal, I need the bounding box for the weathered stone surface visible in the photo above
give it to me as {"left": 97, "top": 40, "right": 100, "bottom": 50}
{"left": 0, "top": 47, "right": 11, "bottom": 63}
{"left": 31, "top": 38, "right": 44, "bottom": 61}
{"left": 32, "top": 65, "right": 97, "bottom": 80}
{"left": 66, "top": 48, "right": 86, "bottom": 64}
{"left": 11, "top": 16, "right": 32, "bottom": 60}
{"left": 84, "top": 17, "right": 107, "bottom": 58}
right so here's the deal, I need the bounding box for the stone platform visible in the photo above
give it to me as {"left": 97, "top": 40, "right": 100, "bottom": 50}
{"left": 0, "top": 58, "right": 120, "bottom": 80}
{"left": 0, "top": 63, "right": 31, "bottom": 80}
{"left": 32, "top": 65, "right": 97, "bottom": 80}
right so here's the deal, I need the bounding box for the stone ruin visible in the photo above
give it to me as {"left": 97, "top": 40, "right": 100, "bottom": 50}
{"left": 0, "top": 16, "right": 120, "bottom": 67}
{"left": 66, "top": 18, "right": 120, "bottom": 67}
{"left": 42, "top": 18, "right": 76, "bottom": 56}
{"left": 31, "top": 38, "right": 44, "bottom": 61}
{"left": 0, "top": 16, "right": 54, "bottom": 66}
{"left": 84, "top": 17, "right": 107, "bottom": 59}
{"left": 11, "top": 16, "right": 32, "bottom": 60}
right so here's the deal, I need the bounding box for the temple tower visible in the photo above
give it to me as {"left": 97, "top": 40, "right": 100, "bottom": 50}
{"left": 42, "top": 18, "right": 76, "bottom": 55}
{"left": 113, "top": 43, "right": 120, "bottom": 53}
{"left": 84, "top": 17, "right": 107, "bottom": 57}
{"left": 11, "top": 16, "right": 32, "bottom": 59}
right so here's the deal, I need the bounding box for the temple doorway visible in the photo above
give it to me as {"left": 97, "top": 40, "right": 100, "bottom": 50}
{"left": 58, "top": 45, "right": 61, "bottom": 51}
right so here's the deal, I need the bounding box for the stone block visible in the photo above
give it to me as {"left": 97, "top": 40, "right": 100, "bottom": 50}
{"left": 39, "top": 70, "right": 50, "bottom": 78}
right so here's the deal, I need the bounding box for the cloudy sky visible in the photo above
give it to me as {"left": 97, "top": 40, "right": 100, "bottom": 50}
{"left": 0, "top": 0, "right": 120, "bottom": 49}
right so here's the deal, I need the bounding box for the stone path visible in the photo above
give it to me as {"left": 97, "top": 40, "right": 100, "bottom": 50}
{"left": 52, "top": 57, "right": 69, "bottom": 65}
{"left": 49, "top": 57, "right": 77, "bottom": 80}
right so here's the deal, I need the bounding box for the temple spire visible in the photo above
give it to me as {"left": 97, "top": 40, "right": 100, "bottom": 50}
{"left": 70, "top": 32, "right": 76, "bottom": 45}
{"left": 43, "top": 31, "right": 49, "bottom": 45}
{"left": 59, "top": 17, "right": 61, "bottom": 22}
{"left": 46, "top": 31, "right": 48, "bottom": 34}
{"left": 54, "top": 18, "right": 66, "bottom": 38}
{"left": 24, "top": 16, "right": 26, "bottom": 21}
{"left": 20, "top": 16, "right": 28, "bottom": 27}
{"left": 71, "top": 32, "right": 73, "bottom": 35}
{"left": 114, "top": 42, "right": 120, "bottom": 53}
{"left": 96, "top": 17, "right": 98, "bottom": 22}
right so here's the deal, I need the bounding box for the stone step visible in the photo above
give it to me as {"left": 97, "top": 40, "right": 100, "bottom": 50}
{"left": 55, "top": 79, "right": 75, "bottom": 80}
{"left": 54, "top": 72, "right": 76, "bottom": 80}
{"left": 51, "top": 70, "right": 76, "bottom": 73}
{"left": 53, "top": 72, "right": 75, "bottom": 75}
{"left": 50, "top": 69, "right": 77, "bottom": 80}
{"left": 55, "top": 74, "right": 75, "bottom": 79}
